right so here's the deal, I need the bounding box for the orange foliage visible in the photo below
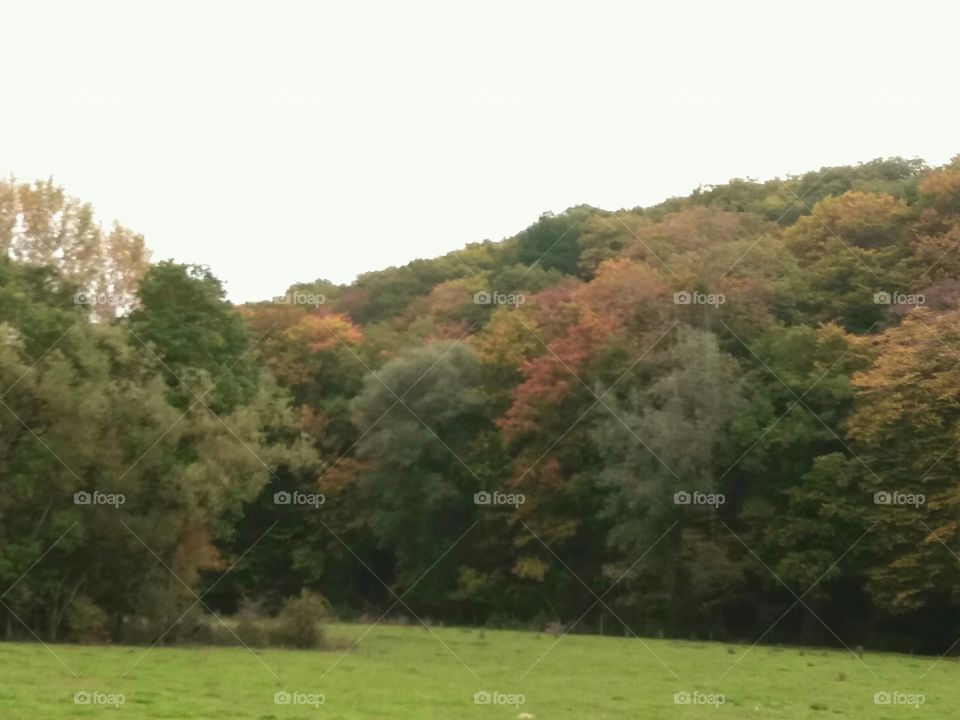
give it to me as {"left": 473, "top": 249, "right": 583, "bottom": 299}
{"left": 787, "top": 191, "right": 908, "bottom": 256}
{"left": 918, "top": 160, "right": 960, "bottom": 216}
{"left": 498, "top": 259, "right": 667, "bottom": 442}
{"left": 240, "top": 305, "right": 362, "bottom": 385}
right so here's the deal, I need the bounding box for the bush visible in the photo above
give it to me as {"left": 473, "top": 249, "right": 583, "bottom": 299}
{"left": 234, "top": 601, "right": 269, "bottom": 648}
{"left": 270, "top": 590, "right": 331, "bottom": 649}
{"left": 169, "top": 605, "right": 220, "bottom": 645}
{"left": 65, "top": 596, "right": 109, "bottom": 644}
{"left": 119, "top": 615, "right": 155, "bottom": 645}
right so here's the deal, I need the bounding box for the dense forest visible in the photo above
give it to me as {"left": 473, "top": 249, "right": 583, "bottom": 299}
{"left": 3, "top": 156, "right": 960, "bottom": 653}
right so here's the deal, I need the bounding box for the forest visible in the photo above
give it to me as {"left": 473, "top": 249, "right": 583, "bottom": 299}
{"left": 3, "top": 155, "right": 960, "bottom": 654}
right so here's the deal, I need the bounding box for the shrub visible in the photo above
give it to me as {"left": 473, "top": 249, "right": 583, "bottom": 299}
{"left": 234, "top": 601, "right": 269, "bottom": 648}
{"left": 270, "top": 590, "right": 331, "bottom": 649}
{"left": 169, "top": 605, "right": 220, "bottom": 645}
{"left": 65, "top": 596, "right": 109, "bottom": 644}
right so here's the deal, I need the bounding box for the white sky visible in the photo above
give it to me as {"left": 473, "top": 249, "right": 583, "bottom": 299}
{"left": 1, "top": 0, "right": 957, "bottom": 302}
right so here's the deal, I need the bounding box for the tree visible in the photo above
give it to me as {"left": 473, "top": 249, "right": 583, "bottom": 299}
{"left": 512, "top": 208, "right": 592, "bottom": 277}
{"left": 783, "top": 192, "right": 913, "bottom": 332}
{"left": 846, "top": 309, "right": 960, "bottom": 619}
{"left": 594, "top": 326, "right": 745, "bottom": 633}
{"left": 351, "top": 342, "right": 492, "bottom": 612}
{"left": 0, "top": 178, "right": 149, "bottom": 321}
{"left": 126, "top": 262, "right": 260, "bottom": 413}
{"left": 0, "top": 258, "right": 312, "bottom": 641}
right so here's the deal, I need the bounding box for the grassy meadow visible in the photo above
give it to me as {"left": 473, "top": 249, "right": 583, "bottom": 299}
{"left": 0, "top": 623, "right": 949, "bottom": 718}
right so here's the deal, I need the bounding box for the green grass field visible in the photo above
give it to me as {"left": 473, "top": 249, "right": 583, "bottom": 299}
{"left": 0, "top": 623, "right": 949, "bottom": 718}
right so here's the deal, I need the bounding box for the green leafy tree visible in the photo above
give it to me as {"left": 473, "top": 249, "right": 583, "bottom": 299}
{"left": 126, "top": 262, "right": 260, "bottom": 413}
{"left": 594, "top": 326, "right": 745, "bottom": 633}
{"left": 351, "top": 342, "right": 492, "bottom": 612}
{"left": 512, "top": 208, "right": 592, "bottom": 277}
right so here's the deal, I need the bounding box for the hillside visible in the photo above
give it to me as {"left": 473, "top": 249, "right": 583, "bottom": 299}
{"left": 3, "top": 156, "right": 960, "bottom": 655}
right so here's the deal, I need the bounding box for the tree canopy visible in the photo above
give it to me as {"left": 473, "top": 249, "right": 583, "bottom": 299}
{"left": 4, "top": 156, "right": 960, "bottom": 653}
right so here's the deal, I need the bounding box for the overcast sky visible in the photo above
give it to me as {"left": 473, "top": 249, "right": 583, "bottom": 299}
{"left": 2, "top": 0, "right": 957, "bottom": 301}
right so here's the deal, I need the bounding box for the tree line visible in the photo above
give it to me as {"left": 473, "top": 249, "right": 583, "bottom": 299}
{"left": 2, "top": 157, "right": 960, "bottom": 652}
